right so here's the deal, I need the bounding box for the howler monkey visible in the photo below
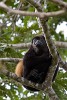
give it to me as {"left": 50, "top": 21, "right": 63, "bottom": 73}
{"left": 15, "top": 35, "right": 58, "bottom": 91}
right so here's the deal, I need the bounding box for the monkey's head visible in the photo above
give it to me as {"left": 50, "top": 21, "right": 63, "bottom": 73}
{"left": 32, "top": 35, "right": 48, "bottom": 55}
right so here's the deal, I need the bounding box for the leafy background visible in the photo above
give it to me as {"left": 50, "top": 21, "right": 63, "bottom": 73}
{"left": 0, "top": 0, "right": 67, "bottom": 100}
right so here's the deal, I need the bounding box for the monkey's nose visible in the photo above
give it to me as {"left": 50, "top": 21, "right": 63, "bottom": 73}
{"left": 35, "top": 40, "right": 43, "bottom": 46}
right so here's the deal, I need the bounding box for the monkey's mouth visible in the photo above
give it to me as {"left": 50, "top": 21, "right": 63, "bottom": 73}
{"left": 33, "top": 44, "right": 39, "bottom": 53}
{"left": 32, "top": 44, "right": 44, "bottom": 56}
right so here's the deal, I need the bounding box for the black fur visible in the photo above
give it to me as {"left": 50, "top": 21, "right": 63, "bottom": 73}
{"left": 23, "top": 35, "right": 58, "bottom": 91}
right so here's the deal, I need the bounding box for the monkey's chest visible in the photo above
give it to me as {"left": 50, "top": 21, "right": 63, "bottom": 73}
{"left": 26, "top": 63, "right": 49, "bottom": 84}
{"left": 23, "top": 59, "right": 51, "bottom": 91}
{"left": 28, "top": 69, "right": 45, "bottom": 83}
{"left": 24, "top": 62, "right": 49, "bottom": 84}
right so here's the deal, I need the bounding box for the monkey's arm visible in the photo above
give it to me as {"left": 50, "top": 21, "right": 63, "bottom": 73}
{"left": 15, "top": 60, "right": 24, "bottom": 77}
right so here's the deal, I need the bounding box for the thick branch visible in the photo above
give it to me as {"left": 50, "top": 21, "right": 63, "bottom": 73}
{"left": 30, "top": 0, "right": 59, "bottom": 87}
{"left": 24, "top": 0, "right": 64, "bottom": 99}
{"left": 39, "top": 17, "right": 59, "bottom": 100}
{"left": 0, "top": 41, "right": 67, "bottom": 49}
{"left": 0, "top": 65, "right": 57, "bottom": 96}
{"left": 55, "top": 41, "right": 67, "bottom": 48}
{"left": 0, "top": 43, "right": 31, "bottom": 49}
{"left": 0, "top": 0, "right": 66, "bottom": 99}
{"left": 0, "top": 2, "right": 66, "bottom": 18}
{"left": 0, "top": 68, "right": 43, "bottom": 91}
{"left": 0, "top": 66, "right": 59, "bottom": 99}
{"left": 46, "top": 87, "right": 59, "bottom": 100}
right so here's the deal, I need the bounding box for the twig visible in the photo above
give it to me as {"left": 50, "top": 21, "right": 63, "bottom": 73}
{"left": 0, "top": 58, "right": 22, "bottom": 62}
{"left": 50, "top": 0, "right": 67, "bottom": 8}
{"left": 25, "top": 0, "right": 42, "bottom": 11}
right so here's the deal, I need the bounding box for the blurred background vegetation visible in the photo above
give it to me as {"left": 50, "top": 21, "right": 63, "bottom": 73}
{"left": 0, "top": 0, "right": 67, "bottom": 100}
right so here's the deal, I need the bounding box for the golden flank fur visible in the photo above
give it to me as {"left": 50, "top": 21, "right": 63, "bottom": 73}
{"left": 15, "top": 60, "right": 24, "bottom": 77}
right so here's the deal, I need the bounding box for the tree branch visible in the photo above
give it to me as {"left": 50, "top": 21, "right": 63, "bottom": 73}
{"left": 0, "top": 58, "right": 22, "bottom": 62}
{"left": 29, "top": 0, "right": 58, "bottom": 86}
{"left": 0, "top": 43, "right": 31, "bottom": 49}
{"left": 0, "top": 2, "right": 66, "bottom": 18}
{"left": 55, "top": 41, "right": 67, "bottom": 48}
{"left": 24, "top": 0, "right": 42, "bottom": 11}
{"left": 45, "top": 87, "right": 59, "bottom": 100}
{"left": 58, "top": 54, "right": 67, "bottom": 71}
{"left": 0, "top": 0, "right": 66, "bottom": 99}
{"left": 0, "top": 65, "right": 60, "bottom": 100}
{"left": 24, "top": 0, "right": 66, "bottom": 99}
{"left": 0, "top": 41, "right": 67, "bottom": 49}
{"left": 61, "top": 62, "right": 67, "bottom": 71}
{"left": 50, "top": 0, "right": 67, "bottom": 8}
{"left": 0, "top": 68, "right": 43, "bottom": 91}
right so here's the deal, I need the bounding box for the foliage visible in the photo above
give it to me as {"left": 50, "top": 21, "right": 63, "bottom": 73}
{"left": 0, "top": 0, "right": 67, "bottom": 100}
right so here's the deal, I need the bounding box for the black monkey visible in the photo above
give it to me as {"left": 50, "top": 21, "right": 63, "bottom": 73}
{"left": 15, "top": 35, "right": 58, "bottom": 91}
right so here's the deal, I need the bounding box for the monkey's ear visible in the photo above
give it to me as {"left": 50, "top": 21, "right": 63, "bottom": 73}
{"left": 15, "top": 60, "right": 24, "bottom": 77}
{"left": 41, "top": 34, "right": 45, "bottom": 39}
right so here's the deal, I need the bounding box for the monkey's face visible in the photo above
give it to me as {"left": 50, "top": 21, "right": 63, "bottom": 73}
{"left": 32, "top": 36, "right": 47, "bottom": 54}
